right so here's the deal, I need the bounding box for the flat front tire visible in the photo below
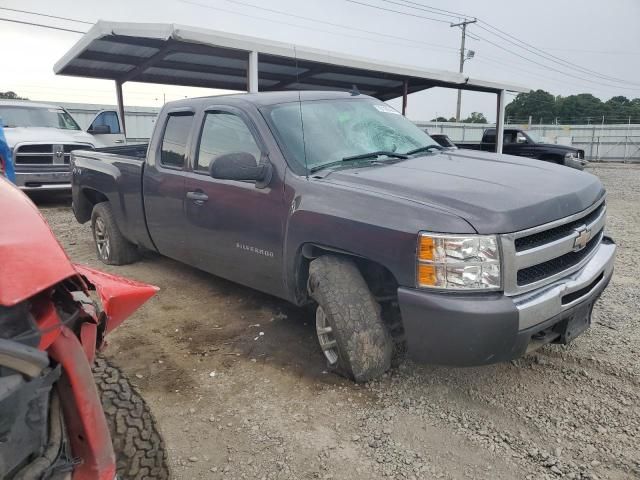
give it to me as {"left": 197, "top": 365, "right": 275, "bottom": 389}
{"left": 308, "top": 256, "right": 393, "bottom": 382}
{"left": 93, "top": 357, "right": 170, "bottom": 480}
{"left": 91, "top": 202, "right": 139, "bottom": 265}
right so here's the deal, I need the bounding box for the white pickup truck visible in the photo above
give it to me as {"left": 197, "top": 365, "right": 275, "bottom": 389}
{"left": 0, "top": 100, "right": 125, "bottom": 190}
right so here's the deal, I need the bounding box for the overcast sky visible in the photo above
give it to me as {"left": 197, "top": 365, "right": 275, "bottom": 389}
{"left": 1, "top": 0, "right": 639, "bottom": 121}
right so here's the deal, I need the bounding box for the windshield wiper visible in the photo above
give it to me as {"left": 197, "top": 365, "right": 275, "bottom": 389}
{"left": 341, "top": 150, "right": 408, "bottom": 162}
{"left": 405, "top": 144, "right": 444, "bottom": 155}
{"left": 309, "top": 151, "right": 408, "bottom": 174}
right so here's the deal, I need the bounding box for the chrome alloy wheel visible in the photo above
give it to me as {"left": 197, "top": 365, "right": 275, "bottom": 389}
{"left": 94, "top": 217, "right": 110, "bottom": 261}
{"left": 316, "top": 306, "right": 339, "bottom": 365}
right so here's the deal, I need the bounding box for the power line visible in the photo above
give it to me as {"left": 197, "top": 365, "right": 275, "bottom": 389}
{"left": 343, "top": 0, "right": 451, "bottom": 23}
{"left": 0, "top": 17, "right": 85, "bottom": 34}
{"left": 183, "top": 0, "right": 457, "bottom": 52}
{"left": 475, "top": 22, "right": 640, "bottom": 87}
{"left": 472, "top": 57, "right": 621, "bottom": 95}
{"left": 359, "top": 0, "right": 640, "bottom": 89}
{"left": 534, "top": 47, "right": 640, "bottom": 56}
{"left": 376, "top": 0, "right": 462, "bottom": 21}
{"left": 382, "top": 0, "right": 467, "bottom": 20}
{"left": 0, "top": 7, "right": 93, "bottom": 25}
{"left": 180, "top": 0, "right": 456, "bottom": 52}
{"left": 469, "top": 31, "right": 640, "bottom": 92}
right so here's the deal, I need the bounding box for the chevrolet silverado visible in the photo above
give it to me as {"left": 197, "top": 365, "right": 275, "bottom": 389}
{"left": 70, "top": 91, "right": 615, "bottom": 382}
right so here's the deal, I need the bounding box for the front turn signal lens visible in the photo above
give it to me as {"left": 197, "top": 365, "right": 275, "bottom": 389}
{"left": 418, "top": 235, "right": 435, "bottom": 261}
{"left": 418, "top": 264, "right": 436, "bottom": 286}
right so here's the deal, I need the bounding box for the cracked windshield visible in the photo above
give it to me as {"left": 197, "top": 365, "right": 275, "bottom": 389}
{"left": 267, "top": 98, "right": 436, "bottom": 171}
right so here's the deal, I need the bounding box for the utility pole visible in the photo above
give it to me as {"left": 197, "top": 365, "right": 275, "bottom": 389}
{"left": 451, "top": 18, "right": 477, "bottom": 122}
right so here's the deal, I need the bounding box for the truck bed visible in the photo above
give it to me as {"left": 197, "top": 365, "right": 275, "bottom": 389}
{"left": 92, "top": 143, "right": 148, "bottom": 159}
{"left": 71, "top": 143, "right": 151, "bottom": 249}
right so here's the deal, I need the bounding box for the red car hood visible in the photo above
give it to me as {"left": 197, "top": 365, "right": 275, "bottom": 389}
{"left": 0, "top": 178, "right": 76, "bottom": 306}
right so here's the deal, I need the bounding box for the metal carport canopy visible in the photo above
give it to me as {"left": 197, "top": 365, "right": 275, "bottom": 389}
{"left": 54, "top": 21, "right": 529, "bottom": 151}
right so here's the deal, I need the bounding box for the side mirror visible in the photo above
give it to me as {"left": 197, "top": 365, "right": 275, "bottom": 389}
{"left": 517, "top": 136, "right": 527, "bottom": 144}
{"left": 209, "top": 152, "right": 271, "bottom": 185}
{"left": 88, "top": 124, "right": 111, "bottom": 134}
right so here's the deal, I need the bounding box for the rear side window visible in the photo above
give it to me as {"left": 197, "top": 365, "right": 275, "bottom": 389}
{"left": 160, "top": 113, "right": 194, "bottom": 169}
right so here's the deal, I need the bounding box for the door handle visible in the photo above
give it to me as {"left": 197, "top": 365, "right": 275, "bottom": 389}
{"left": 186, "top": 191, "right": 209, "bottom": 205}
{"left": 114, "top": 139, "right": 125, "bottom": 144}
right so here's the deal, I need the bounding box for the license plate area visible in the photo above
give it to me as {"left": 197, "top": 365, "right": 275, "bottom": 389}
{"left": 554, "top": 301, "right": 593, "bottom": 344}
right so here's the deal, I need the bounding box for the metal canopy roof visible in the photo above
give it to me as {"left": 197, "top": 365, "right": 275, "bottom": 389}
{"left": 54, "top": 21, "right": 528, "bottom": 100}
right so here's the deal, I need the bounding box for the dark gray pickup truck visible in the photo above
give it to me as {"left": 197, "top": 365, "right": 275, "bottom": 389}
{"left": 71, "top": 91, "right": 615, "bottom": 382}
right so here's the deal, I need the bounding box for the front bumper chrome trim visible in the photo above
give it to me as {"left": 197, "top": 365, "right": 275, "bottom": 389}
{"left": 514, "top": 238, "right": 615, "bottom": 330}
{"left": 15, "top": 171, "right": 71, "bottom": 190}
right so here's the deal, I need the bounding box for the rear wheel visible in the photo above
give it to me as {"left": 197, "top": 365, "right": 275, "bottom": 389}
{"left": 93, "top": 357, "right": 170, "bottom": 480}
{"left": 308, "top": 255, "right": 393, "bottom": 382}
{"left": 91, "top": 202, "right": 139, "bottom": 265}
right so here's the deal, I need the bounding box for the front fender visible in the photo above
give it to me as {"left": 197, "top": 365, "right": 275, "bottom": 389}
{"left": 73, "top": 264, "right": 158, "bottom": 335}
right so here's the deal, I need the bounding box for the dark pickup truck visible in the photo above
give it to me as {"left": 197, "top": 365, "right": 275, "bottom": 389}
{"left": 71, "top": 91, "right": 615, "bottom": 382}
{"left": 456, "top": 128, "right": 587, "bottom": 170}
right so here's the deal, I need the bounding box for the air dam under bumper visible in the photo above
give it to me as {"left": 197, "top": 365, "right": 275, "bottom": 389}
{"left": 398, "top": 236, "right": 615, "bottom": 366}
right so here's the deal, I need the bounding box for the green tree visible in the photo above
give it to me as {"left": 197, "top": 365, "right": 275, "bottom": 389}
{"left": 462, "top": 112, "right": 488, "bottom": 124}
{"left": 556, "top": 93, "right": 605, "bottom": 122}
{"left": 604, "top": 96, "right": 633, "bottom": 121}
{"left": 0, "top": 91, "right": 28, "bottom": 100}
{"left": 430, "top": 116, "right": 450, "bottom": 122}
{"left": 505, "top": 89, "right": 640, "bottom": 124}
{"left": 505, "top": 89, "right": 556, "bottom": 123}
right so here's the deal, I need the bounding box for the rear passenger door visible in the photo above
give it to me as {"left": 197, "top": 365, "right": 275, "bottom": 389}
{"left": 143, "top": 110, "right": 195, "bottom": 263}
{"left": 183, "top": 107, "right": 287, "bottom": 297}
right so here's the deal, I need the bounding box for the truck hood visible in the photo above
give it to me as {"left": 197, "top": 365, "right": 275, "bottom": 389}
{"left": 3, "top": 127, "right": 97, "bottom": 148}
{"left": 317, "top": 149, "right": 604, "bottom": 234}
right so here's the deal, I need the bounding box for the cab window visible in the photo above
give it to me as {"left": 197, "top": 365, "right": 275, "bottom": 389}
{"left": 160, "top": 113, "right": 194, "bottom": 169}
{"left": 196, "top": 112, "right": 261, "bottom": 172}
{"left": 90, "top": 111, "right": 121, "bottom": 134}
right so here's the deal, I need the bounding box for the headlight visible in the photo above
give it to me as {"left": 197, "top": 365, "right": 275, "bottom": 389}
{"left": 417, "top": 233, "right": 501, "bottom": 290}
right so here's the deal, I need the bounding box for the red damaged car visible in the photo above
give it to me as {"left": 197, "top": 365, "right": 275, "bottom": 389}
{"left": 0, "top": 178, "right": 169, "bottom": 479}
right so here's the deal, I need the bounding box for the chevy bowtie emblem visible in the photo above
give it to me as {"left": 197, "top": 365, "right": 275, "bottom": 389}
{"left": 573, "top": 226, "right": 591, "bottom": 252}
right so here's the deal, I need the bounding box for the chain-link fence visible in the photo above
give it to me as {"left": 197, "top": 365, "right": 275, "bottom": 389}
{"left": 416, "top": 122, "right": 640, "bottom": 163}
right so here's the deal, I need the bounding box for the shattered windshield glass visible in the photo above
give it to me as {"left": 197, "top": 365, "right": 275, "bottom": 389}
{"left": 265, "top": 98, "right": 437, "bottom": 173}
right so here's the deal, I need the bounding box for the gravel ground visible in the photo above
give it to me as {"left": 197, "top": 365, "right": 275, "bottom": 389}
{"left": 36, "top": 164, "right": 639, "bottom": 480}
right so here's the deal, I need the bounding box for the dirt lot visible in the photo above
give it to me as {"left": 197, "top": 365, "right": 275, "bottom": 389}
{"left": 36, "top": 164, "right": 639, "bottom": 480}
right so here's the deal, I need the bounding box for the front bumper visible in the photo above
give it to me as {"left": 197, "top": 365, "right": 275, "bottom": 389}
{"left": 564, "top": 156, "right": 588, "bottom": 170}
{"left": 15, "top": 170, "right": 71, "bottom": 190}
{"left": 398, "top": 236, "right": 616, "bottom": 366}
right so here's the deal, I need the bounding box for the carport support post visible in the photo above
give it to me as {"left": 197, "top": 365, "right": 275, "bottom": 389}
{"left": 248, "top": 51, "right": 259, "bottom": 93}
{"left": 402, "top": 79, "right": 408, "bottom": 116}
{"left": 495, "top": 89, "right": 506, "bottom": 154}
{"left": 115, "top": 80, "right": 127, "bottom": 138}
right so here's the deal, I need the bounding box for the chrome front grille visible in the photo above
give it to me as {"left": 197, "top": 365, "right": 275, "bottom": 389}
{"left": 14, "top": 143, "right": 93, "bottom": 166}
{"left": 501, "top": 197, "right": 607, "bottom": 296}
